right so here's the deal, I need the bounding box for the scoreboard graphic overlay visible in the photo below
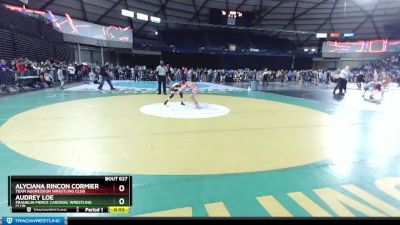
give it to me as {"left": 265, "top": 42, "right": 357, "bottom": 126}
{"left": 8, "top": 176, "right": 132, "bottom": 214}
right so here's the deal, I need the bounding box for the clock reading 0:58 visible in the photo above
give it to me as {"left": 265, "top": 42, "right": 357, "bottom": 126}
{"left": 110, "top": 206, "right": 129, "bottom": 213}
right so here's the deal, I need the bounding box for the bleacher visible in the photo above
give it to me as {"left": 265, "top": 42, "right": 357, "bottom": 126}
{"left": 38, "top": 40, "right": 53, "bottom": 60}
{"left": 207, "top": 30, "right": 250, "bottom": 49}
{"left": 0, "top": 4, "right": 72, "bottom": 62}
{"left": 247, "top": 33, "right": 294, "bottom": 50}
{"left": 14, "top": 33, "right": 40, "bottom": 59}
{"left": 54, "top": 44, "right": 73, "bottom": 61}
{"left": 158, "top": 28, "right": 295, "bottom": 55}
{"left": 40, "top": 22, "right": 64, "bottom": 43}
{"left": 0, "top": 6, "right": 39, "bottom": 37}
{"left": 0, "top": 28, "right": 14, "bottom": 60}
{"left": 161, "top": 30, "right": 207, "bottom": 50}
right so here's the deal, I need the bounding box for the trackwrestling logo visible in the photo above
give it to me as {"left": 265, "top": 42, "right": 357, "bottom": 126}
{"left": 2, "top": 217, "right": 64, "bottom": 225}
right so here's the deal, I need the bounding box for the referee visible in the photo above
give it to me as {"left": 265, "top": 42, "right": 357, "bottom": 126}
{"left": 156, "top": 60, "right": 167, "bottom": 95}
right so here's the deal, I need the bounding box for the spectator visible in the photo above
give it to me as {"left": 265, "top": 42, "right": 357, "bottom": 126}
{"left": 81, "top": 63, "right": 89, "bottom": 81}
{"left": 89, "top": 68, "right": 97, "bottom": 84}
{"left": 57, "top": 64, "right": 65, "bottom": 90}
{"left": 16, "top": 60, "right": 26, "bottom": 77}
{"left": 125, "top": 66, "right": 131, "bottom": 80}
{"left": 113, "top": 66, "right": 120, "bottom": 80}
{"left": 67, "top": 64, "right": 76, "bottom": 82}
{"left": 288, "top": 70, "right": 294, "bottom": 83}
{"left": 262, "top": 69, "right": 269, "bottom": 85}
{"left": 43, "top": 62, "right": 54, "bottom": 87}
{"left": 0, "top": 59, "right": 8, "bottom": 70}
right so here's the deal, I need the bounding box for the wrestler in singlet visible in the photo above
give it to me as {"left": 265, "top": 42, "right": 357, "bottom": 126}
{"left": 183, "top": 81, "right": 200, "bottom": 109}
{"left": 164, "top": 81, "right": 185, "bottom": 106}
{"left": 170, "top": 82, "right": 182, "bottom": 92}
{"left": 187, "top": 82, "right": 199, "bottom": 94}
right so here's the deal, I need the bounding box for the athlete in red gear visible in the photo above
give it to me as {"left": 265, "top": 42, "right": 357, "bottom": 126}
{"left": 164, "top": 80, "right": 185, "bottom": 106}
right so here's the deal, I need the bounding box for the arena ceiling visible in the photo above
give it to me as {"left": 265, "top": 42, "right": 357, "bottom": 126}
{"left": 5, "top": 0, "right": 400, "bottom": 47}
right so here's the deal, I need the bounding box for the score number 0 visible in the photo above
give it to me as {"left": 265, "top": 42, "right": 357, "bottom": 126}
{"left": 119, "top": 184, "right": 126, "bottom": 205}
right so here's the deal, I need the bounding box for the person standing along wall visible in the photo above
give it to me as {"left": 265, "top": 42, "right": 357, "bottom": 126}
{"left": 133, "top": 66, "right": 140, "bottom": 82}
{"left": 57, "top": 64, "right": 65, "bottom": 90}
{"left": 125, "top": 66, "right": 131, "bottom": 80}
{"left": 288, "top": 70, "right": 293, "bottom": 83}
{"left": 262, "top": 69, "right": 269, "bottom": 86}
{"left": 67, "top": 64, "right": 75, "bottom": 82}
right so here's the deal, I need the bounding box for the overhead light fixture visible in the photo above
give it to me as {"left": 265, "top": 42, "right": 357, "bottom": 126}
{"left": 304, "top": 48, "right": 309, "bottom": 52}
{"left": 249, "top": 48, "right": 259, "bottom": 52}
{"left": 330, "top": 32, "right": 341, "bottom": 38}
{"left": 150, "top": 16, "right": 161, "bottom": 23}
{"left": 137, "top": 12, "right": 149, "bottom": 21}
{"left": 311, "top": 48, "right": 316, "bottom": 52}
{"left": 121, "top": 9, "right": 134, "bottom": 18}
{"left": 316, "top": 33, "right": 327, "bottom": 38}
{"left": 344, "top": 33, "right": 354, "bottom": 37}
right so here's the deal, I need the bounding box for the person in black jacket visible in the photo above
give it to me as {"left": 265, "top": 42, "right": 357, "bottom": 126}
{"left": 98, "top": 63, "right": 117, "bottom": 90}
{"left": 356, "top": 72, "right": 365, "bottom": 89}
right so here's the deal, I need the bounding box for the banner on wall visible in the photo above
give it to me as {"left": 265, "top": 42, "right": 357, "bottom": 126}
{"left": 46, "top": 12, "right": 133, "bottom": 43}
{"left": 4, "top": 4, "right": 133, "bottom": 44}
{"left": 322, "top": 39, "right": 400, "bottom": 54}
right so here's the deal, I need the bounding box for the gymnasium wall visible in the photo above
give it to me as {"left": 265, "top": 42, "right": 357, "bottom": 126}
{"left": 70, "top": 46, "right": 313, "bottom": 70}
